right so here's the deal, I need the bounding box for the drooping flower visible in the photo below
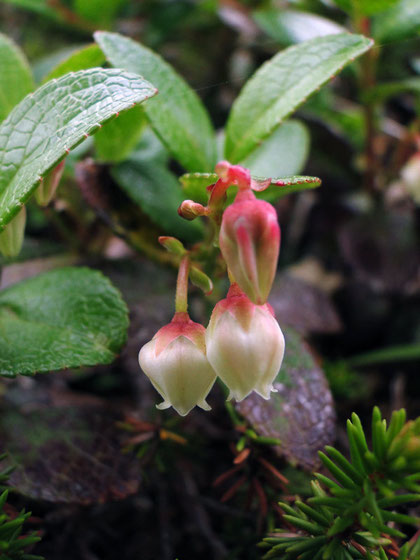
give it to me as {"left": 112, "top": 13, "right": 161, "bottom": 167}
{"left": 139, "top": 312, "right": 217, "bottom": 416}
{"left": 206, "top": 283, "right": 285, "bottom": 402}
{"left": 219, "top": 188, "right": 280, "bottom": 305}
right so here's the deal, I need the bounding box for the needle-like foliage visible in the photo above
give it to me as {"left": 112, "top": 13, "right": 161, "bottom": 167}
{"left": 0, "top": 454, "right": 42, "bottom": 560}
{"left": 261, "top": 407, "right": 420, "bottom": 560}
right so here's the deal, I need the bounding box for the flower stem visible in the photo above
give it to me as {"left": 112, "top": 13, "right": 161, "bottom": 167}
{"left": 175, "top": 256, "right": 190, "bottom": 313}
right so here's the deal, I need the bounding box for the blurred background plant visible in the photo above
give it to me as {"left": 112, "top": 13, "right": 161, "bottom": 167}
{"left": 0, "top": 0, "right": 419, "bottom": 558}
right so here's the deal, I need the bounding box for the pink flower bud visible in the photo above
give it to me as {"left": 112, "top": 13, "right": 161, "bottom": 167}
{"left": 206, "top": 284, "right": 285, "bottom": 402}
{"left": 219, "top": 188, "right": 280, "bottom": 305}
{"left": 178, "top": 200, "right": 208, "bottom": 221}
{"left": 139, "top": 312, "right": 216, "bottom": 416}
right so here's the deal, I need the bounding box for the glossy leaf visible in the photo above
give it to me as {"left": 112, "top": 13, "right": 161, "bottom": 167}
{"left": 95, "top": 105, "right": 147, "bottom": 163}
{"left": 0, "top": 33, "right": 34, "bottom": 123}
{"left": 0, "top": 267, "right": 129, "bottom": 376}
{"left": 224, "top": 33, "right": 373, "bottom": 163}
{"left": 0, "top": 68, "right": 157, "bottom": 230}
{"left": 372, "top": 0, "right": 420, "bottom": 42}
{"left": 42, "top": 43, "right": 106, "bottom": 83}
{"left": 180, "top": 172, "right": 321, "bottom": 205}
{"left": 241, "top": 120, "right": 310, "bottom": 179}
{"left": 254, "top": 9, "right": 345, "bottom": 45}
{"left": 95, "top": 31, "right": 217, "bottom": 172}
{"left": 113, "top": 159, "right": 203, "bottom": 240}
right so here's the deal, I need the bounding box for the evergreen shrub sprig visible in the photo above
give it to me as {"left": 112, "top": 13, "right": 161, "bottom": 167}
{"left": 261, "top": 407, "right": 420, "bottom": 560}
{"left": 0, "top": 454, "right": 42, "bottom": 560}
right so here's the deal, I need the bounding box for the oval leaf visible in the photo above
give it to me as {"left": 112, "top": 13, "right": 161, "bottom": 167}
{"left": 0, "top": 267, "right": 129, "bottom": 376}
{"left": 95, "top": 105, "right": 147, "bottom": 163}
{"left": 95, "top": 31, "right": 217, "bottom": 172}
{"left": 112, "top": 160, "right": 203, "bottom": 240}
{"left": 236, "top": 327, "right": 335, "bottom": 470}
{"left": 42, "top": 43, "right": 106, "bottom": 83}
{"left": 241, "top": 120, "right": 310, "bottom": 178}
{"left": 225, "top": 33, "right": 373, "bottom": 163}
{"left": 0, "top": 405, "right": 140, "bottom": 504}
{"left": 0, "top": 68, "right": 157, "bottom": 230}
{"left": 372, "top": 0, "right": 420, "bottom": 41}
{"left": 0, "top": 33, "right": 34, "bottom": 123}
{"left": 254, "top": 9, "right": 345, "bottom": 45}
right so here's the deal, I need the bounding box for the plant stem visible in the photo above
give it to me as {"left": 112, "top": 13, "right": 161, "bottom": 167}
{"left": 175, "top": 256, "right": 190, "bottom": 313}
{"left": 356, "top": 17, "right": 379, "bottom": 193}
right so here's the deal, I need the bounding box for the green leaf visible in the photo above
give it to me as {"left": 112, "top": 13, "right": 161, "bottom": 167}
{"left": 302, "top": 90, "right": 365, "bottom": 150}
{"left": 372, "top": 0, "right": 420, "bottom": 42}
{"left": 94, "top": 31, "right": 216, "bottom": 172}
{"left": 73, "top": 0, "right": 126, "bottom": 26}
{"left": 0, "top": 33, "right": 34, "bottom": 123}
{"left": 0, "top": 0, "right": 59, "bottom": 19}
{"left": 254, "top": 9, "right": 345, "bottom": 45}
{"left": 240, "top": 120, "right": 310, "bottom": 179}
{"left": 42, "top": 43, "right": 106, "bottom": 83}
{"left": 180, "top": 172, "right": 321, "bottom": 205}
{"left": 332, "top": 0, "right": 400, "bottom": 15}
{"left": 112, "top": 159, "right": 203, "bottom": 241}
{"left": 365, "top": 77, "right": 420, "bottom": 103}
{"left": 224, "top": 33, "right": 373, "bottom": 164}
{"left": 0, "top": 68, "right": 157, "bottom": 231}
{"left": 350, "top": 343, "right": 420, "bottom": 367}
{"left": 180, "top": 172, "right": 217, "bottom": 204}
{"left": 0, "top": 267, "right": 128, "bottom": 376}
{"left": 95, "top": 105, "right": 147, "bottom": 163}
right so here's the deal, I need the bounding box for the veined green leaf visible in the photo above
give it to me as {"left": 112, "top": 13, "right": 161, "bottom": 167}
{"left": 42, "top": 44, "right": 106, "bottom": 83}
{"left": 0, "top": 33, "right": 34, "bottom": 123}
{"left": 0, "top": 267, "right": 128, "bottom": 376}
{"left": 225, "top": 33, "right": 373, "bottom": 163}
{"left": 0, "top": 68, "right": 157, "bottom": 230}
{"left": 254, "top": 9, "right": 345, "bottom": 45}
{"left": 95, "top": 31, "right": 217, "bottom": 172}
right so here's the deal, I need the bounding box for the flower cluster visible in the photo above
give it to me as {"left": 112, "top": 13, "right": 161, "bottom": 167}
{"left": 139, "top": 161, "right": 285, "bottom": 416}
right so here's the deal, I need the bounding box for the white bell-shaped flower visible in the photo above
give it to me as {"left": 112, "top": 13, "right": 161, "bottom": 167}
{"left": 206, "top": 284, "right": 285, "bottom": 402}
{"left": 139, "top": 312, "right": 217, "bottom": 416}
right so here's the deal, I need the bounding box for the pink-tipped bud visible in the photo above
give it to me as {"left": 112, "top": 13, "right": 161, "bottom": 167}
{"left": 178, "top": 200, "right": 208, "bottom": 221}
{"left": 219, "top": 188, "right": 280, "bottom": 304}
{"left": 215, "top": 160, "right": 251, "bottom": 189}
{"left": 206, "top": 284, "right": 285, "bottom": 402}
{"left": 139, "top": 312, "right": 216, "bottom": 416}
